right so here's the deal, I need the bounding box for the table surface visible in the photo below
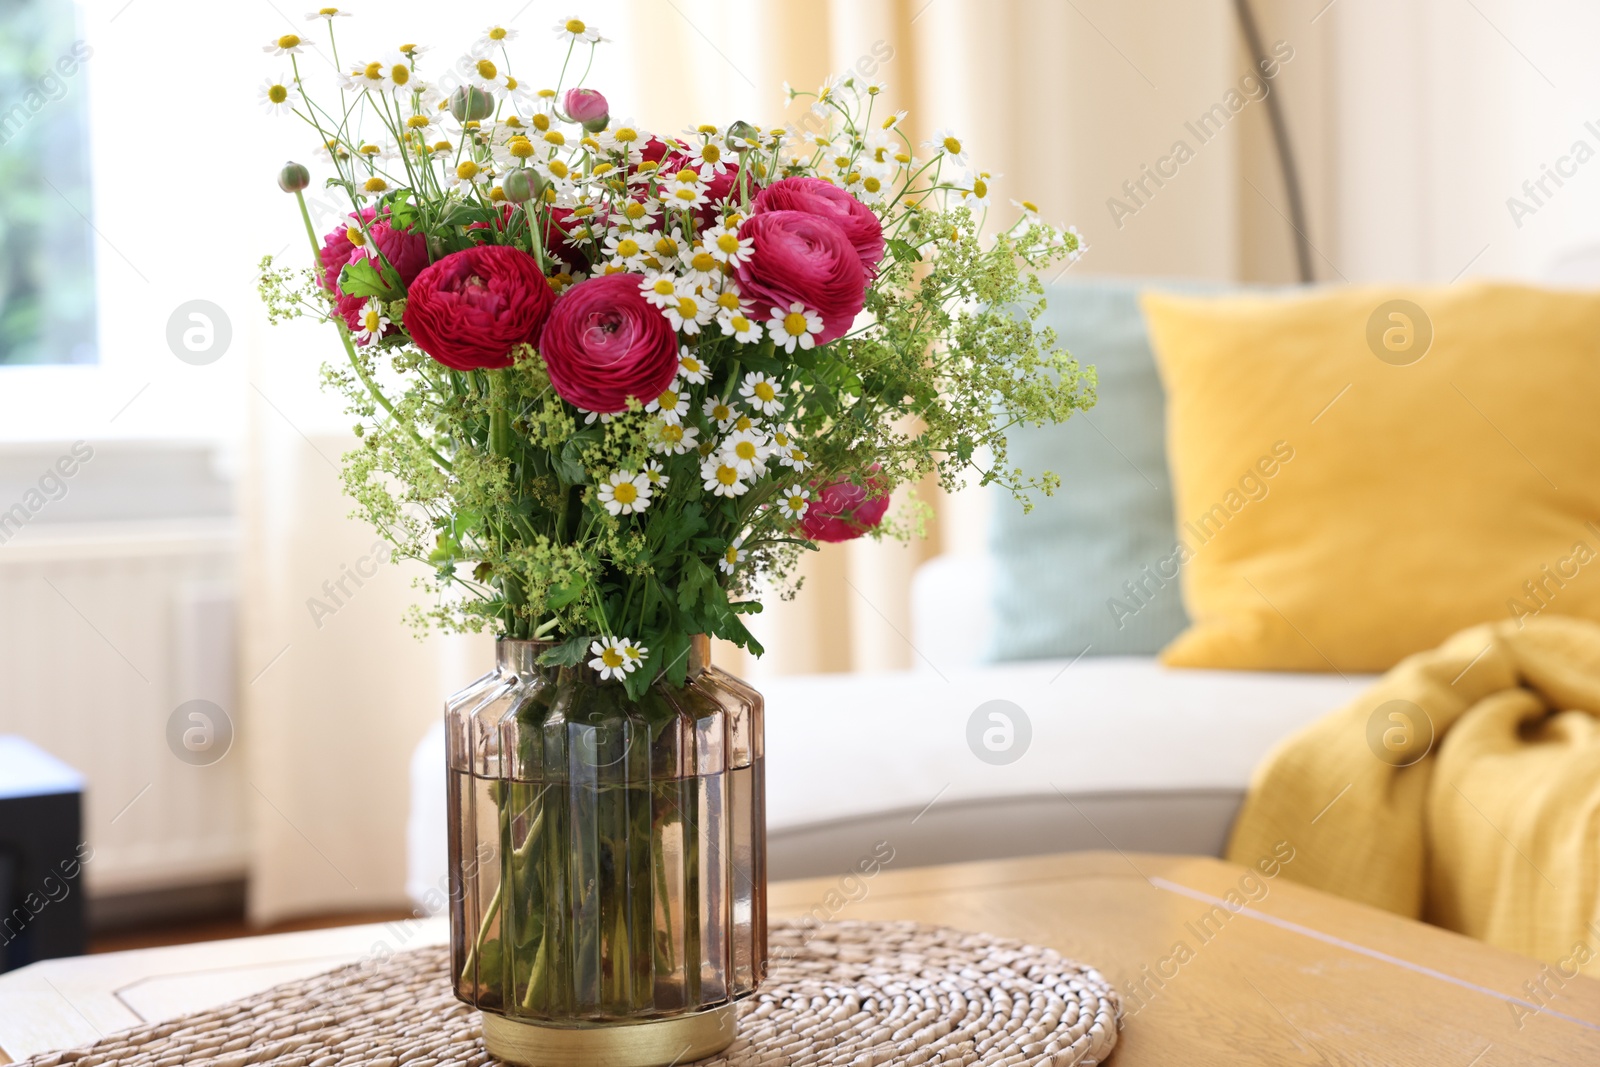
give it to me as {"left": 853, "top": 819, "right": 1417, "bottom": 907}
{"left": 3, "top": 851, "right": 1597, "bottom": 1065}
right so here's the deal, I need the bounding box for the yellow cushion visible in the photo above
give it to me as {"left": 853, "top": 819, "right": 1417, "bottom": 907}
{"left": 1142, "top": 282, "right": 1600, "bottom": 672}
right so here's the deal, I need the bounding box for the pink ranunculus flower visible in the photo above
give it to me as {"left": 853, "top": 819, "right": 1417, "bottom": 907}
{"left": 755, "top": 176, "right": 885, "bottom": 278}
{"left": 318, "top": 208, "right": 428, "bottom": 292}
{"left": 731, "top": 210, "right": 866, "bottom": 345}
{"left": 800, "top": 474, "right": 891, "bottom": 543}
{"left": 401, "top": 245, "right": 555, "bottom": 371}
{"left": 562, "top": 88, "right": 609, "bottom": 126}
{"left": 538, "top": 272, "right": 679, "bottom": 413}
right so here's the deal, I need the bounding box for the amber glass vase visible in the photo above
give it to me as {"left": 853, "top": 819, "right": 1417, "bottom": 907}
{"left": 446, "top": 635, "right": 766, "bottom": 1066}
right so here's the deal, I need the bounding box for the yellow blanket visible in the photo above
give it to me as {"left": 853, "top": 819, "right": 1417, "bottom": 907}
{"left": 1227, "top": 615, "right": 1600, "bottom": 975}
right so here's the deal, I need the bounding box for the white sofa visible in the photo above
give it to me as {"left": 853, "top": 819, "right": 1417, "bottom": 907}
{"left": 407, "top": 552, "right": 1370, "bottom": 899}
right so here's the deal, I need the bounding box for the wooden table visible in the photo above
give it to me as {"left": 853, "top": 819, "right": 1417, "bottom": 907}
{"left": 3, "top": 852, "right": 1597, "bottom": 1065}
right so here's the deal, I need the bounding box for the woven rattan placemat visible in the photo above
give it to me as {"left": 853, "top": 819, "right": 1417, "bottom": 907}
{"left": 21, "top": 920, "right": 1121, "bottom": 1066}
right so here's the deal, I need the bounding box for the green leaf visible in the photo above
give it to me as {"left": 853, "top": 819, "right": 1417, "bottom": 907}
{"left": 556, "top": 429, "right": 600, "bottom": 485}
{"left": 658, "top": 629, "right": 693, "bottom": 688}
{"left": 676, "top": 557, "right": 716, "bottom": 612}
{"left": 337, "top": 257, "right": 394, "bottom": 299}
{"left": 729, "top": 600, "right": 763, "bottom": 615}
{"left": 887, "top": 238, "right": 923, "bottom": 263}
{"left": 537, "top": 633, "right": 593, "bottom": 667}
{"left": 547, "top": 578, "right": 585, "bottom": 610}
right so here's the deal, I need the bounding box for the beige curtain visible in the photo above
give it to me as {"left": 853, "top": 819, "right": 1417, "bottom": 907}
{"left": 241, "top": 0, "right": 1333, "bottom": 920}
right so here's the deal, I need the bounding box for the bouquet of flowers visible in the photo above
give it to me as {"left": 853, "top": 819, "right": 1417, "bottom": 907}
{"left": 260, "top": 12, "right": 1093, "bottom": 695}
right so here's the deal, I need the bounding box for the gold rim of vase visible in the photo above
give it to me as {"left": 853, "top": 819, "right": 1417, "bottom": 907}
{"left": 480, "top": 1003, "right": 738, "bottom": 1067}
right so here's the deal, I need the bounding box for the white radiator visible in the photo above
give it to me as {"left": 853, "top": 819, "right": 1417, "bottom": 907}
{"left": 0, "top": 520, "right": 244, "bottom": 895}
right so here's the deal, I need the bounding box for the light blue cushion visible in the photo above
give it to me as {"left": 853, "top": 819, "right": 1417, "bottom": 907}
{"left": 985, "top": 278, "right": 1218, "bottom": 661}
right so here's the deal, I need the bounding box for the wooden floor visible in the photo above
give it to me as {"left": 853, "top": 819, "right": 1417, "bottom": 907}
{"left": 89, "top": 908, "right": 418, "bottom": 955}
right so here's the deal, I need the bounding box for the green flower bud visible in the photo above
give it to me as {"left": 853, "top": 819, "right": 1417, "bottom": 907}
{"left": 501, "top": 168, "right": 542, "bottom": 204}
{"left": 725, "top": 120, "right": 759, "bottom": 151}
{"left": 581, "top": 115, "right": 609, "bottom": 135}
{"left": 450, "top": 86, "right": 495, "bottom": 122}
{"left": 277, "top": 161, "right": 310, "bottom": 193}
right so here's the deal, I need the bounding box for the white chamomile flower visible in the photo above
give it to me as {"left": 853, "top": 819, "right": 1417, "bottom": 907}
{"left": 767, "top": 302, "right": 824, "bottom": 353}
{"left": 957, "top": 171, "right": 994, "bottom": 210}
{"left": 1011, "top": 198, "right": 1043, "bottom": 224}
{"left": 305, "top": 7, "right": 351, "bottom": 20}
{"left": 663, "top": 282, "right": 714, "bottom": 334}
{"left": 681, "top": 134, "right": 732, "bottom": 174}
{"left": 677, "top": 348, "right": 709, "bottom": 385}
{"left": 588, "top": 637, "right": 639, "bottom": 680}
{"left": 643, "top": 459, "right": 669, "bottom": 488}
{"left": 462, "top": 55, "right": 504, "bottom": 93}
{"left": 645, "top": 380, "right": 689, "bottom": 424}
{"left": 650, "top": 419, "right": 700, "bottom": 455}
{"left": 770, "top": 423, "right": 795, "bottom": 450}
{"left": 639, "top": 276, "right": 678, "bottom": 313}
{"left": 739, "top": 372, "right": 784, "bottom": 417}
{"left": 352, "top": 299, "right": 390, "bottom": 345}
{"left": 582, "top": 409, "right": 614, "bottom": 425}
{"left": 719, "top": 308, "right": 763, "bottom": 344}
{"left": 259, "top": 76, "right": 301, "bottom": 117}
{"left": 718, "top": 536, "right": 747, "bottom": 574}
{"left": 643, "top": 226, "right": 688, "bottom": 267}
{"left": 1062, "top": 225, "right": 1085, "bottom": 261}
{"left": 340, "top": 60, "right": 392, "bottom": 94}
{"left": 603, "top": 231, "right": 648, "bottom": 270}
{"left": 598, "top": 470, "right": 652, "bottom": 516}
{"left": 777, "top": 442, "right": 810, "bottom": 472}
{"left": 703, "top": 222, "right": 754, "bottom": 266}
{"left": 448, "top": 158, "right": 491, "bottom": 189}
{"left": 659, "top": 169, "right": 709, "bottom": 211}
{"left": 702, "top": 456, "right": 749, "bottom": 498}
{"left": 703, "top": 397, "right": 737, "bottom": 431}
{"left": 777, "top": 485, "right": 810, "bottom": 521}
{"left": 611, "top": 194, "right": 659, "bottom": 230}
{"left": 554, "top": 16, "right": 607, "bottom": 43}
{"left": 620, "top": 638, "right": 648, "bottom": 665}
{"left": 925, "top": 127, "right": 969, "bottom": 165}
{"left": 475, "top": 24, "right": 519, "bottom": 54}
{"left": 352, "top": 173, "right": 395, "bottom": 199}
{"left": 264, "top": 33, "right": 308, "bottom": 56}
{"left": 721, "top": 429, "right": 769, "bottom": 477}
{"left": 680, "top": 243, "right": 723, "bottom": 285}
{"left": 849, "top": 164, "right": 891, "bottom": 205}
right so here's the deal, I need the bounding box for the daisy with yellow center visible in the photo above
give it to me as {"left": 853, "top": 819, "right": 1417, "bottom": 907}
{"left": 258, "top": 76, "right": 301, "bottom": 117}
{"left": 554, "top": 16, "right": 606, "bottom": 43}
{"left": 466, "top": 58, "right": 500, "bottom": 92}
{"left": 739, "top": 372, "right": 784, "bottom": 417}
{"left": 639, "top": 272, "right": 679, "bottom": 309}
{"left": 598, "top": 469, "right": 652, "bottom": 516}
{"left": 767, "top": 301, "right": 824, "bottom": 353}
{"left": 645, "top": 381, "right": 688, "bottom": 423}
{"left": 674, "top": 349, "right": 708, "bottom": 385}
{"left": 702, "top": 223, "right": 752, "bottom": 266}
{"left": 587, "top": 637, "right": 641, "bottom": 681}
{"left": 304, "top": 8, "right": 350, "bottom": 20}
{"left": 703, "top": 397, "right": 736, "bottom": 431}
{"left": 664, "top": 284, "right": 711, "bottom": 334}
{"left": 450, "top": 159, "right": 488, "bottom": 187}
{"left": 603, "top": 232, "right": 645, "bottom": 269}
{"left": 476, "top": 24, "right": 518, "bottom": 53}
{"left": 777, "top": 485, "right": 811, "bottom": 521}
{"left": 926, "top": 127, "right": 969, "bottom": 165}
{"left": 650, "top": 420, "right": 700, "bottom": 456}
{"left": 721, "top": 429, "right": 768, "bottom": 477}
{"left": 777, "top": 444, "right": 810, "bottom": 473}
{"left": 355, "top": 175, "right": 392, "bottom": 198}
{"left": 352, "top": 299, "right": 390, "bottom": 345}
{"left": 264, "top": 34, "right": 306, "bottom": 56}
{"left": 720, "top": 310, "right": 762, "bottom": 345}
{"left": 642, "top": 460, "right": 669, "bottom": 488}
{"left": 718, "top": 535, "right": 747, "bottom": 575}
{"left": 701, "top": 456, "right": 749, "bottom": 498}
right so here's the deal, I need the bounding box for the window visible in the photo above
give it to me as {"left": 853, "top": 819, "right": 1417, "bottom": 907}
{"left": 0, "top": 2, "right": 96, "bottom": 366}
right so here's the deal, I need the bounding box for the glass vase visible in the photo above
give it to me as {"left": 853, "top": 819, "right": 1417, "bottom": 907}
{"left": 445, "top": 635, "right": 766, "bottom": 1066}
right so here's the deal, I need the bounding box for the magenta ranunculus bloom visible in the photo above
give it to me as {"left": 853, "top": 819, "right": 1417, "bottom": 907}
{"left": 402, "top": 245, "right": 554, "bottom": 371}
{"left": 319, "top": 209, "right": 428, "bottom": 292}
{"left": 800, "top": 475, "right": 891, "bottom": 543}
{"left": 732, "top": 210, "right": 866, "bottom": 345}
{"left": 538, "top": 272, "right": 679, "bottom": 413}
{"left": 754, "top": 177, "right": 884, "bottom": 278}
{"left": 562, "top": 88, "right": 608, "bottom": 125}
